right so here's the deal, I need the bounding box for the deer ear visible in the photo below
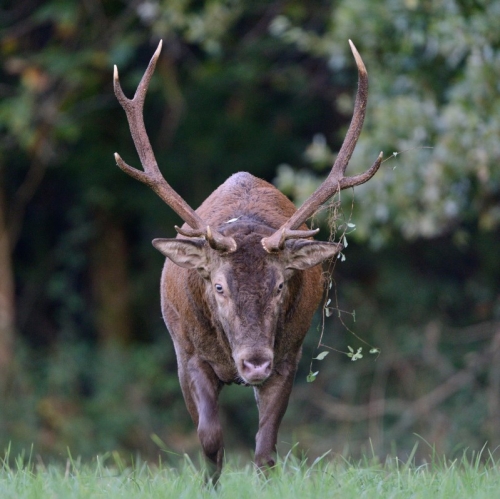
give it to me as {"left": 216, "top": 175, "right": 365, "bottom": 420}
{"left": 152, "top": 238, "right": 209, "bottom": 270}
{"left": 283, "top": 240, "right": 343, "bottom": 270}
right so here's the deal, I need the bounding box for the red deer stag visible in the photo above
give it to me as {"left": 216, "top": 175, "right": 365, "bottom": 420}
{"left": 113, "top": 39, "right": 382, "bottom": 480}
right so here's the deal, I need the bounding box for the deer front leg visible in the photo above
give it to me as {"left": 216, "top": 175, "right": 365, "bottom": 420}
{"left": 178, "top": 356, "right": 224, "bottom": 482}
{"left": 253, "top": 365, "right": 296, "bottom": 469}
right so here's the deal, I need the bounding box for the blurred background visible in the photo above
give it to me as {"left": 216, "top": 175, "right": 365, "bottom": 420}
{"left": 1, "top": 0, "right": 499, "bottom": 464}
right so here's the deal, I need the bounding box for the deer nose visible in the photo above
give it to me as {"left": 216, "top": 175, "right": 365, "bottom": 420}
{"left": 240, "top": 355, "right": 272, "bottom": 384}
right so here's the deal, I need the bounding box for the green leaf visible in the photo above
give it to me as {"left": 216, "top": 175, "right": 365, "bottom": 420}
{"left": 350, "top": 348, "right": 363, "bottom": 361}
{"left": 313, "top": 351, "right": 329, "bottom": 361}
{"left": 306, "top": 371, "right": 319, "bottom": 383}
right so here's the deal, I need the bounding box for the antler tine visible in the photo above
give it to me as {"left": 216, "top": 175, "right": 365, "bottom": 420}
{"left": 262, "top": 40, "right": 383, "bottom": 253}
{"left": 114, "top": 40, "right": 163, "bottom": 178}
{"left": 261, "top": 228, "right": 321, "bottom": 253}
{"left": 114, "top": 40, "right": 236, "bottom": 253}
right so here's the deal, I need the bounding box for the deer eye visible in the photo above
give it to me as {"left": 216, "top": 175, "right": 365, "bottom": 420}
{"left": 214, "top": 283, "right": 224, "bottom": 294}
{"left": 277, "top": 282, "right": 284, "bottom": 294}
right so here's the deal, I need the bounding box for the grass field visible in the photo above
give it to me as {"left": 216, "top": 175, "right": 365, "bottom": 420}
{"left": 2, "top": 446, "right": 500, "bottom": 498}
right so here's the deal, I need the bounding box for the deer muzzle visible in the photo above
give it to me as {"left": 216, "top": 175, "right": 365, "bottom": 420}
{"left": 234, "top": 348, "right": 274, "bottom": 385}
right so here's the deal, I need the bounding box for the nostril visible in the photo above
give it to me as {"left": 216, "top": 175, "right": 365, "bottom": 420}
{"left": 242, "top": 359, "right": 272, "bottom": 375}
{"left": 237, "top": 350, "right": 274, "bottom": 384}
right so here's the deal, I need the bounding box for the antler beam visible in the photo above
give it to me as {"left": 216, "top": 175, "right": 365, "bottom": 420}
{"left": 261, "top": 40, "right": 383, "bottom": 253}
{"left": 114, "top": 40, "right": 236, "bottom": 253}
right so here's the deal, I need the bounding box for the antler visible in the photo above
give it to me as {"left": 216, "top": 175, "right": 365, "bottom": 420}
{"left": 261, "top": 40, "right": 383, "bottom": 253}
{"left": 113, "top": 40, "right": 236, "bottom": 253}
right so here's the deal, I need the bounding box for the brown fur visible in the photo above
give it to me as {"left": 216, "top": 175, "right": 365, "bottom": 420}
{"left": 157, "top": 172, "right": 339, "bottom": 480}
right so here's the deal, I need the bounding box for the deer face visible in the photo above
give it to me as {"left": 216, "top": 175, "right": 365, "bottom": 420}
{"left": 153, "top": 229, "right": 341, "bottom": 385}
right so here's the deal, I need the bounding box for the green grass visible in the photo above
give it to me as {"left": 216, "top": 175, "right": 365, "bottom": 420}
{"left": 2, "top": 447, "right": 500, "bottom": 498}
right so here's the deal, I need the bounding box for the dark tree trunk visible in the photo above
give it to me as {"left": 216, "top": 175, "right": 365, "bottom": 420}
{"left": 0, "top": 171, "right": 15, "bottom": 383}
{"left": 90, "top": 212, "right": 132, "bottom": 344}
